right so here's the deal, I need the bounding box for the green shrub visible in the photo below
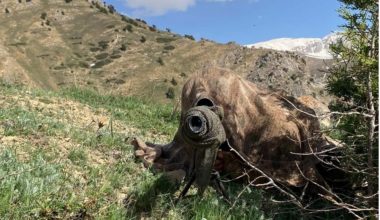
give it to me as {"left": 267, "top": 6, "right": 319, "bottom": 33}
{"left": 125, "top": 24, "right": 133, "bottom": 32}
{"left": 166, "top": 87, "right": 175, "bottom": 99}
{"left": 40, "top": 12, "right": 47, "bottom": 20}
{"left": 184, "top": 34, "right": 195, "bottom": 40}
{"left": 170, "top": 78, "right": 177, "bottom": 86}
{"left": 98, "top": 40, "right": 108, "bottom": 50}
{"left": 92, "top": 59, "right": 112, "bottom": 68}
{"left": 120, "top": 44, "right": 127, "bottom": 51}
{"left": 157, "top": 57, "right": 164, "bottom": 66}
{"left": 164, "top": 45, "right": 175, "bottom": 50}
{"left": 95, "top": 53, "right": 109, "bottom": 60}
{"left": 156, "top": 37, "right": 175, "bottom": 43}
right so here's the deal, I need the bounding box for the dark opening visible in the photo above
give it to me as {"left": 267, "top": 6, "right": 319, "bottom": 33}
{"left": 189, "top": 116, "right": 203, "bottom": 134}
{"left": 196, "top": 98, "right": 214, "bottom": 107}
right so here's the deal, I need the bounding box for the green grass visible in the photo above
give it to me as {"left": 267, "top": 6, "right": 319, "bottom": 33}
{"left": 60, "top": 87, "right": 179, "bottom": 136}
{"left": 0, "top": 84, "right": 266, "bottom": 219}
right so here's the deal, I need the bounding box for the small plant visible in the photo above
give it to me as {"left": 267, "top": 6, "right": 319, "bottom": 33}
{"left": 65, "top": 0, "right": 72, "bottom": 3}
{"left": 184, "top": 34, "right": 195, "bottom": 40}
{"left": 157, "top": 57, "right": 164, "bottom": 66}
{"left": 166, "top": 28, "right": 171, "bottom": 33}
{"left": 94, "top": 2, "right": 108, "bottom": 14}
{"left": 149, "top": 26, "right": 156, "bottom": 32}
{"left": 98, "top": 40, "right": 109, "bottom": 50}
{"left": 125, "top": 24, "right": 133, "bottom": 32}
{"left": 170, "top": 78, "right": 177, "bottom": 86}
{"left": 140, "top": 36, "right": 146, "bottom": 43}
{"left": 166, "top": 87, "right": 175, "bottom": 99}
{"left": 136, "top": 18, "right": 147, "bottom": 24}
{"left": 164, "top": 45, "right": 175, "bottom": 50}
{"left": 5, "top": 8, "right": 10, "bottom": 14}
{"left": 108, "top": 5, "right": 116, "bottom": 14}
{"left": 40, "top": 12, "right": 47, "bottom": 20}
{"left": 68, "top": 148, "right": 87, "bottom": 165}
{"left": 120, "top": 44, "right": 127, "bottom": 51}
{"left": 156, "top": 37, "right": 175, "bottom": 43}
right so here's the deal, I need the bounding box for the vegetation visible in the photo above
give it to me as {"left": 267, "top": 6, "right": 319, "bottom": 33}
{"left": 40, "top": 12, "right": 47, "bottom": 20}
{"left": 125, "top": 24, "right": 133, "bottom": 32}
{"left": 157, "top": 57, "right": 164, "bottom": 66}
{"left": 166, "top": 87, "right": 175, "bottom": 99}
{"left": 156, "top": 37, "right": 176, "bottom": 43}
{"left": 120, "top": 44, "right": 127, "bottom": 51}
{"left": 184, "top": 34, "right": 195, "bottom": 40}
{"left": 164, "top": 45, "right": 175, "bottom": 51}
{"left": 94, "top": 2, "right": 108, "bottom": 14}
{"left": 0, "top": 84, "right": 267, "bottom": 219}
{"left": 324, "top": 0, "right": 378, "bottom": 218}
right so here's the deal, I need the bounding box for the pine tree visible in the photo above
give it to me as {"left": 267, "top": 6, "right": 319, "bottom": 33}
{"left": 327, "top": 0, "right": 378, "bottom": 212}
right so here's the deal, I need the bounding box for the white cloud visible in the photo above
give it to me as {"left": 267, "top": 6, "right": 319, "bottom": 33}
{"left": 125, "top": 0, "right": 196, "bottom": 16}
{"left": 123, "top": 0, "right": 258, "bottom": 16}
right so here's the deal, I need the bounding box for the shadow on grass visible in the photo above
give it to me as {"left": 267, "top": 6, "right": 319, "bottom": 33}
{"left": 124, "top": 174, "right": 178, "bottom": 215}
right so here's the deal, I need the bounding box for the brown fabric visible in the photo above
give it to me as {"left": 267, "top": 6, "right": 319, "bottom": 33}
{"left": 133, "top": 67, "right": 330, "bottom": 188}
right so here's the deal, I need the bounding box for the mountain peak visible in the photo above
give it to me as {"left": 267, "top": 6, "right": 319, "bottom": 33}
{"left": 245, "top": 32, "right": 341, "bottom": 59}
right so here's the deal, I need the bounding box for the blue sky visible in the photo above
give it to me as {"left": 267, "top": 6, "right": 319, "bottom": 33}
{"left": 104, "top": 0, "right": 344, "bottom": 45}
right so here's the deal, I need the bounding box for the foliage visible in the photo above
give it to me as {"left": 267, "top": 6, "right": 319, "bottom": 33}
{"left": 326, "top": 0, "right": 378, "bottom": 217}
{"left": 40, "top": 12, "right": 47, "bottom": 20}
{"left": 166, "top": 87, "right": 175, "bottom": 99}
{"left": 120, "top": 44, "right": 127, "bottom": 51}
{"left": 184, "top": 34, "right": 195, "bottom": 40}
{"left": 157, "top": 57, "right": 164, "bottom": 66}
{"left": 125, "top": 24, "right": 133, "bottom": 32}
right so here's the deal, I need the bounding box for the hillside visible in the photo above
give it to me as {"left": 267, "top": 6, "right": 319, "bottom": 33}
{"left": 0, "top": 0, "right": 332, "bottom": 104}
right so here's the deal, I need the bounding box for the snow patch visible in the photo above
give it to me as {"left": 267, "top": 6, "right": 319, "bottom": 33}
{"left": 245, "top": 33, "right": 341, "bottom": 59}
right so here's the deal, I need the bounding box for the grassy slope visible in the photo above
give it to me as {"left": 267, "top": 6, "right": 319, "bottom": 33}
{"left": 0, "top": 83, "right": 265, "bottom": 219}
{"left": 0, "top": 0, "right": 329, "bottom": 104}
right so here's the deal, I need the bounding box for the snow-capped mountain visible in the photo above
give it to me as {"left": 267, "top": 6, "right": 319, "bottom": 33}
{"left": 246, "top": 33, "right": 341, "bottom": 59}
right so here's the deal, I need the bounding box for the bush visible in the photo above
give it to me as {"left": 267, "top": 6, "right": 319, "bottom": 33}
{"left": 125, "top": 24, "right": 133, "bottom": 32}
{"left": 120, "top": 44, "right": 127, "bottom": 51}
{"left": 157, "top": 57, "right": 164, "bottom": 66}
{"left": 156, "top": 37, "right": 175, "bottom": 43}
{"left": 184, "top": 34, "right": 195, "bottom": 40}
{"left": 164, "top": 45, "right": 175, "bottom": 50}
{"left": 98, "top": 41, "right": 108, "bottom": 50}
{"left": 107, "top": 5, "right": 116, "bottom": 14}
{"left": 140, "top": 36, "right": 146, "bottom": 43}
{"left": 40, "top": 12, "right": 47, "bottom": 20}
{"left": 95, "top": 53, "right": 108, "bottom": 60}
{"left": 92, "top": 59, "right": 112, "bottom": 68}
{"left": 64, "top": 0, "right": 72, "bottom": 3}
{"left": 94, "top": 2, "right": 108, "bottom": 14}
{"left": 5, "top": 8, "right": 10, "bottom": 14}
{"left": 170, "top": 78, "right": 177, "bottom": 86}
{"left": 136, "top": 18, "right": 147, "bottom": 24}
{"left": 166, "top": 87, "right": 175, "bottom": 99}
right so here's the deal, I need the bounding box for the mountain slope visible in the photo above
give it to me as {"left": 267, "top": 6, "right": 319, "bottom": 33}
{"left": 0, "top": 0, "right": 331, "bottom": 104}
